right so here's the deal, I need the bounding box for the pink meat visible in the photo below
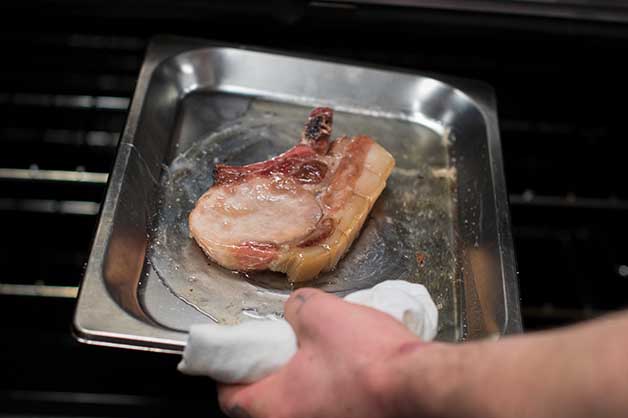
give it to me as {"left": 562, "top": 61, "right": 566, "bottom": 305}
{"left": 189, "top": 107, "right": 395, "bottom": 282}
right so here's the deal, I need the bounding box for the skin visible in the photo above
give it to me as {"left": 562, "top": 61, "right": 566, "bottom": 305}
{"left": 218, "top": 288, "right": 628, "bottom": 418}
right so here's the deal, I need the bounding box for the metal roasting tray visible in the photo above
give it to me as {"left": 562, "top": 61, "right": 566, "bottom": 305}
{"left": 73, "top": 36, "right": 522, "bottom": 353}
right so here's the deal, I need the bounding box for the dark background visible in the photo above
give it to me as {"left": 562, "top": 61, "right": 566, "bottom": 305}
{"left": 1, "top": 2, "right": 628, "bottom": 416}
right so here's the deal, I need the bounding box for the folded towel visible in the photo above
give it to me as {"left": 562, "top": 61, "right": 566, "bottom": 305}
{"left": 178, "top": 280, "right": 438, "bottom": 383}
{"left": 343, "top": 280, "right": 438, "bottom": 341}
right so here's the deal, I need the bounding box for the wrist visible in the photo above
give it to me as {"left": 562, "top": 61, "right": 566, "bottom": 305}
{"left": 373, "top": 340, "right": 501, "bottom": 418}
{"left": 364, "top": 341, "right": 461, "bottom": 418}
{"left": 361, "top": 339, "right": 421, "bottom": 418}
{"left": 399, "top": 342, "right": 474, "bottom": 418}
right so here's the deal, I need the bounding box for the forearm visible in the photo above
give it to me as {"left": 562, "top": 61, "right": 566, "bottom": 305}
{"left": 384, "top": 311, "right": 628, "bottom": 418}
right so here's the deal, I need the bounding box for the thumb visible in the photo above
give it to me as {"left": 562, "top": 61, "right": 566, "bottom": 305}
{"left": 283, "top": 288, "right": 338, "bottom": 343}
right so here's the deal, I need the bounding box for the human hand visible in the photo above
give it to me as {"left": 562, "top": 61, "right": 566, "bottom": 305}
{"left": 218, "top": 287, "right": 425, "bottom": 418}
{"left": 218, "top": 292, "right": 628, "bottom": 418}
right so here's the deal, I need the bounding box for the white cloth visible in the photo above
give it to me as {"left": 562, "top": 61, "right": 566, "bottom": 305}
{"left": 178, "top": 280, "right": 438, "bottom": 383}
{"left": 343, "top": 280, "right": 438, "bottom": 341}
{"left": 179, "top": 319, "right": 297, "bottom": 383}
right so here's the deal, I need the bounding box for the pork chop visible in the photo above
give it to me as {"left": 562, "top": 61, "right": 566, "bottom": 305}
{"left": 189, "top": 107, "right": 395, "bottom": 282}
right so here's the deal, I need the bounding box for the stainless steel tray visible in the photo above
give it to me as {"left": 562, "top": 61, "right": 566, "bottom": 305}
{"left": 73, "top": 36, "right": 521, "bottom": 353}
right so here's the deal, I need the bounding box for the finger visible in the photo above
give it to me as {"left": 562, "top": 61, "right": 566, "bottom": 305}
{"left": 218, "top": 384, "right": 248, "bottom": 418}
{"left": 218, "top": 383, "right": 247, "bottom": 415}
{"left": 284, "top": 287, "right": 330, "bottom": 340}
{"left": 219, "top": 383, "right": 268, "bottom": 418}
{"left": 283, "top": 287, "right": 321, "bottom": 330}
{"left": 218, "top": 372, "right": 291, "bottom": 418}
{"left": 285, "top": 288, "right": 366, "bottom": 346}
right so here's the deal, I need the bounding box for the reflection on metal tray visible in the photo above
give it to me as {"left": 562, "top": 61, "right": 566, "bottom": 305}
{"left": 73, "top": 36, "right": 521, "bottom": 353}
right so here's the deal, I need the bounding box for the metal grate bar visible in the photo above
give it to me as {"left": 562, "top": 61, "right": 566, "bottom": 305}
{"left": 0, "top": 284, "right": 78, "bottom": 298}
{"left": 0, "top": 198, "right": 100, "bottom": 215}
{"left": 509, "top": 193, "right": 628, "bottom": 210}
{"left": 5, "top": 93, "right": 129, "bottom": 111}
{"left": 0, "top": 168, "right": 108, "bottom": 184}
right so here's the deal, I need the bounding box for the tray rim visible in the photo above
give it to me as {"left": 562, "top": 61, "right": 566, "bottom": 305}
{"left": 73, "top": 35, "right": 522, "bottom": 354}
